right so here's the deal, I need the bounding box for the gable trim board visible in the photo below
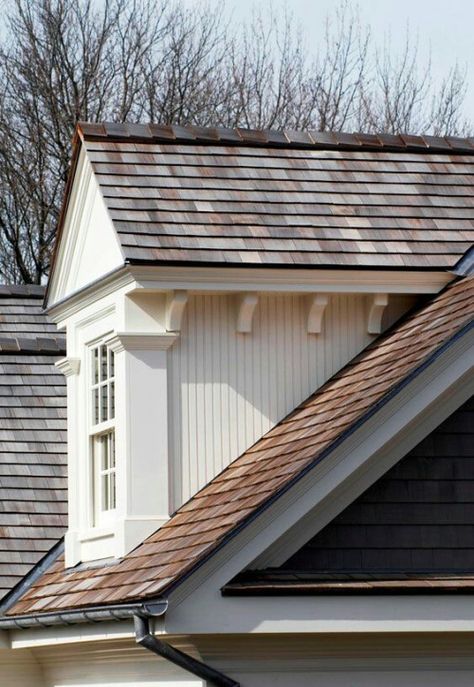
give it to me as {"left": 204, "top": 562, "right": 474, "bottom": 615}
{"left": 47, "top": 147, "right": 124, "bottom": 306}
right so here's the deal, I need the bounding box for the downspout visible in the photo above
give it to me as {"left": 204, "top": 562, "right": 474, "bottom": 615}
{"left": 134, "top": 614, "right": 239, "bottom": 687}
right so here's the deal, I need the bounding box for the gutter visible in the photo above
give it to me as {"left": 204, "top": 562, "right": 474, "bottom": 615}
{"left": 0, "top": 601, "right": 167, "bottom": 629}
{"left": 134, "top": 614, "right": 239, "bottom": 687}
{"left": 0, "top": 603, "right": 239, "bottom": 686}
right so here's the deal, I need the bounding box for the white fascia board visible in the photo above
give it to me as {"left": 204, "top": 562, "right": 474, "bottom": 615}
{"left": 9, "top": 620, "right": 136, "bottom": 649}
{"left": 48, "top": 264, "right": 451, "bottom": 325}
{"left": 130, "top": 265, "right": 452, "bottom": 295}
{"left": 172, "top": 595, "right": 474, "bottom": 635}
{"left": 161, "top": 327, "right": 473, "bottom": 635}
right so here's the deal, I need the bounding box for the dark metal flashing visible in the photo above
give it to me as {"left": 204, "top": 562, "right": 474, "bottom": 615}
{"left": 126, "top": 257, "right": 448, "bottom": 273}
{"left": 0, "top": 540, "right": 65, "bottom": 615}
{"left": 453, "top": 246, "right": 474, "bottom": 276}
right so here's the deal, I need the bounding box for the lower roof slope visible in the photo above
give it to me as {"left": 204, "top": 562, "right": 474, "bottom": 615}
{"left": 54, "top": 123, "right": 474, "bottom": 274}
{"left": 0, "top": 287, "right": 67, "bottom": 601}
{"left": 7, "top": 276, "right": 474, "bottom": 616}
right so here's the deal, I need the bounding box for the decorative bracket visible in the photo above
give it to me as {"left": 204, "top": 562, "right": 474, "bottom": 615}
{"left": 105, "top": 332, "right": 179, "bottom": 353}
{"left": 55, "top": 356, "right": 81, "bottom": 377}
{"left": 307, "top": 294, "right": 329, "bottom": 334}
{"left": 236, "top": 293, "right": 259, "bottom": 334}
{"left": 166, "top": 290, "right": 188, "bottom": 332}
{"left": 368, "top": 293, "right": 389, "bottom": 334}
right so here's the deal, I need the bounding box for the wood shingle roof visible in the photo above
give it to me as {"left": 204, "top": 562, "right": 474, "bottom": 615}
{"left": 7, "top": 276, "right": 473, "bottom": 616}
{"left": 60, "top": 123, "right": 474, "bottom": 271}
{"left": 0, "top": 286, "right": 67, "bottom": 601}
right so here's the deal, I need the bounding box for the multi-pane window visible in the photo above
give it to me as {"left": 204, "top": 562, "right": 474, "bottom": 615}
{"left": 90, "top": 342, "right": 116, "bottom": 524}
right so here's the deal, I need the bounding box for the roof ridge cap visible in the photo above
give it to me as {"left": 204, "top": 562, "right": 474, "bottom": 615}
{"left": 77, "top": 122, "right": 474, "bottom": 154}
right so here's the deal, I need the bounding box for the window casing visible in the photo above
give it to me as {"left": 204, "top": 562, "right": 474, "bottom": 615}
{"left": 89, "top": 341, "right": 116, "bottom": 526}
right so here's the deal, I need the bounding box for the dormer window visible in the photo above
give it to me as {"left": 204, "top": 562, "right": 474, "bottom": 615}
{"left": 90, "top": 342, "right": 116, "bottom": 525}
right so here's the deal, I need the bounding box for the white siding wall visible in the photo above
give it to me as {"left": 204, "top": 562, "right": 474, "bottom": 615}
{"left": 7, "top": 635, "right": 474, "bottom": 687}
{"left": 169, "top": 293, "right": 373, "bottom": 507}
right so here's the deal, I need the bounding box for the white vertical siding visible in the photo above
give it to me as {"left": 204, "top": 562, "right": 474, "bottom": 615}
{"left": 168, "top": 293, "right": 372, "bottom": 508}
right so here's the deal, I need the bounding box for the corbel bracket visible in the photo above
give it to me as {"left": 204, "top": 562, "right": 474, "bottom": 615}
{"left": 55, "top": 357, "right": 81, "bottom": 377}
{"left": 307, "top": 294, "right": 329, "bottom": 334}
{"left": 368, "top": 293, "right": 389, "bottom": 334}
{"left": 236, "top": 293, "right": 259, "bottom": 334}
{"left": 166, "top": 290, "right": 188, "bottom": 332}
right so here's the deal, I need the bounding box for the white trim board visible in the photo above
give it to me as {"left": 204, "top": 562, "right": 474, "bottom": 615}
{"left": 161, "top": 327, "right": 473, "bottom": 635}
{"left": 131, "top": 265, "right": 451, "bottom": 295}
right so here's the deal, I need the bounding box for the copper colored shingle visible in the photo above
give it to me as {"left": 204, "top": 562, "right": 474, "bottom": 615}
{"left": 6, "top": 277, "right": 474, "bottom": 616}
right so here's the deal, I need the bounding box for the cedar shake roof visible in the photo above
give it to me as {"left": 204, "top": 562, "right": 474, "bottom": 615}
{"left": 58, "top": 123, "right": 474, "bottom": 272}
{"left": 0, "top": 287, "right": 67, "bottom": 601}
{"left": 7, "top": 276, "right": 473, "bottom": 616}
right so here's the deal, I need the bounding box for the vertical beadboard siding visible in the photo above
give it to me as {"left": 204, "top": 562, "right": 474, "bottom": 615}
{"left": 169, "top": 293, "right": 372, "bottom": 507}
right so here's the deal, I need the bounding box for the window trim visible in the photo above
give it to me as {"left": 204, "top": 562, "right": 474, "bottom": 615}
{"left": 88, "top": 337, "right": 117, "bottom": 528}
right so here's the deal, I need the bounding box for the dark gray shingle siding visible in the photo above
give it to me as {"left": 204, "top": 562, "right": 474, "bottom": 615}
{"left": 283, "top": 396, "right": 474, "bottom": 575}
{"left": 0, "top": 287, "right": 66, "bottom": 599}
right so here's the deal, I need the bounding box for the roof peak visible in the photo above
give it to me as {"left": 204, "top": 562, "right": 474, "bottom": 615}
{"left": 77, "top": 122, "right": 474, "bottom": 154}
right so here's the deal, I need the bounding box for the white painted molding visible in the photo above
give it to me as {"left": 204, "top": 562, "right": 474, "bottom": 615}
{"left": 368, "top": 293, "right": 389, "bottom": 334}
{"left": 131, "top": 264, "right": 452, "bottom": 294}
{"left": 105, "top": 331, "right": 179, "bottom": 352}
{"left": 166, "top": 290, "right": 188, "bottom": 332}
{"left": 307, "top": 294, "right": 329, "bottom": 334}
{"left": 55, "top": 356, "right": 81, "bottom": 377}
{"left": 236, "top": 293, "right": 259, "bottom": 333}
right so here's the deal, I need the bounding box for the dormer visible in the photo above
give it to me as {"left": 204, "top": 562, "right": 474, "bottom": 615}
{"left": 47, "top": 123, "right": 462, "bottom": 567}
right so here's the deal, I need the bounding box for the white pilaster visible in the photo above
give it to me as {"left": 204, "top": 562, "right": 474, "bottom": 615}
{"left": 106, "top": 332, "right": 177, "bottom": 557}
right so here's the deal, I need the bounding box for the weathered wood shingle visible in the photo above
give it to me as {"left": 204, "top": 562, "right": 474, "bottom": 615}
{"left": 60, "top": 123, "right": 474, "bottom": 271}
{"left": 0, "top": 286, "right": 66, "bottom": 600}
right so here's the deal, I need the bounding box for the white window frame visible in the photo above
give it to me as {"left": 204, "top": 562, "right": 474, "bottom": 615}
{"left": 88, "top": 338, "right": 116, "bottom": 527}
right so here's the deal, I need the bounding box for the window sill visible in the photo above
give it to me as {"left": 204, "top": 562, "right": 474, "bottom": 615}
{"left": 78, "top": 525, "right": 115, "bottom": 543}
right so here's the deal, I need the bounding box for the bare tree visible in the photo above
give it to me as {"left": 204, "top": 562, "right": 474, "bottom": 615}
{"left": 0, "top": 0, "right": 470, "bottom": 283}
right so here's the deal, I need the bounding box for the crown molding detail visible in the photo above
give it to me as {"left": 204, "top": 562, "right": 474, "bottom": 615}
{"left": 55, "top": 357, "right": 81, "bottom": 377}
{"left": 368, "top": 293, "right": 389, "bottom": 334}
{"left": 307, "top": 294, "right": 329, "bottom": 334}
{"left": 105, "top": 331, "right": 179, "bottom": 353}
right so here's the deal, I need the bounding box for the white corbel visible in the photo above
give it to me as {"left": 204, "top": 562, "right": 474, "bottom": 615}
{"left": 166, "top": 290, "right": 188, "bottom": 332}
{"left": 368, "top": 293, "right": 389, "bottom": 334}
{"left": 236, "top": 293, "right": 259, "bottom": 333}
{"left": 307, "top": 294, "right": 329, "bottom": 334}
{"left": 55, "top": 357, "right": 81, "bottom": 377}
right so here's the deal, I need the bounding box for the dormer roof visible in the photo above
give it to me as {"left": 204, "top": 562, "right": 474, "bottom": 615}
{"left": 48, "top": 123, "right": 474, "bottom": 293}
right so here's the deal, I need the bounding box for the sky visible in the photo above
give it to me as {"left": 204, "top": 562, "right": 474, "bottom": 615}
{"left": 185, "top": 0, "right": 474, "bottom": 122}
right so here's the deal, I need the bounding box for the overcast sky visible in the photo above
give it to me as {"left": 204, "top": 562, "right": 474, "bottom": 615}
{"left": 185, "top": 0, "right": 474, "bottom": 123}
